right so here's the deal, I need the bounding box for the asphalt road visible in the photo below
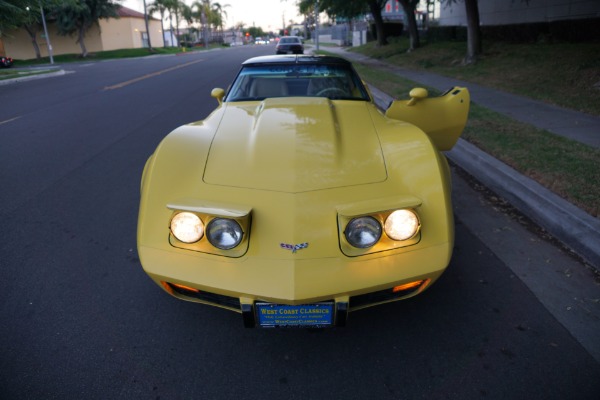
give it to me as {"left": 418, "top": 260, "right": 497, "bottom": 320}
{"left": 1, "top": 44, "right": 599, "bottom": 399}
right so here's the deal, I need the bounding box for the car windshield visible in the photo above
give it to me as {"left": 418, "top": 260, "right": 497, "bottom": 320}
{"left": 280, "top": 37, "right": 300, "bottom": 44}
{"left": 225, "top": 63, "right": 371, "bottom": 102}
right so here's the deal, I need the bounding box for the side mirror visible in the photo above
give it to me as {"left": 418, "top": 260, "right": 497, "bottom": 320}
{"left": 211, "top": 88, "right": 225, "bottom": 105}
{"left": 407, "top": 87, "right": 428, "bottom": 106}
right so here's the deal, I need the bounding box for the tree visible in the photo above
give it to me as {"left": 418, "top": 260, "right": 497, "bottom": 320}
{"left": 463, "top": 0, "right": 481, "bottom": 64}
{"left": 397, "top": 0, "right": 420, "bottom": 51}
{"left": 190, "top": 0, "right": 210, "bottom": 47}
{"left": 142, "top": 0, "right": 153, "bottom": 51}
{"left": 0, "top": 0, "right": 27, "bottom": 37}
{"left": 441, "top": 0, "right": 482, "bottom": 64}
{"left": 22, "top": 1, "right": 44, "bottom": 59}
{"left": 147, "top": 0, "right": 168, "bottom": 47}
{"left": 299, "top": 0, "right": 388, "bottom": 47}
{"left": 162, "top": 0, "right": 186, "bottom": 46}
{"left": 366, "top": 0, "right": 387, "bottom": 46}
{"left": 210, "top": 2, "right": 229, "bottom": 42}
{"left": 52, "top": 0, "right": 121, "bottom": 58}
{"left": 299, "top": 0, "right": 367, "bottom": 21}
{"left": 245, "top": 26, "right": 264, "bottom": 39}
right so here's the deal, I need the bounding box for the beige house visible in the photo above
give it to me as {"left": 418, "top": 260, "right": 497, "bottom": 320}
{"left": 1, "top": 6, "right": 164, "bottom": 60}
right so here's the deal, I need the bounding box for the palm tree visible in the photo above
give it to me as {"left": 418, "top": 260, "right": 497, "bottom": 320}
{"left": 163, "top": 0, "right": 185, "bottom": 46}
{"left": 210, "top": 2, "right": 229, "bottom": 43}
{"left": 52, "top": 0, "right": 120, "bottom": 57}
{"left": 147, "top": 0, "right": 168, "bottom": 47}
{"left": 142, "top": 0, "right": 153, "bottom": 51}
{"left": 191, "top": 0, "right": 211, "bottom": 47}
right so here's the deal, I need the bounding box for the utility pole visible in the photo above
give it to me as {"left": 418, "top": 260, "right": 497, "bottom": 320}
{"left": 38, "top": 0, "right": 53, "bottom": 64}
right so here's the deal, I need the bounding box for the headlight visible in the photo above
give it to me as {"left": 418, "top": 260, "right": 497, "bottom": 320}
{"left": 384, "top": 209, "right": 420, "bottom": 241}
{"left": 170, "top": 212, "right": 204, "bottom": 243}
{"left": 206, "top": 218, "right": 243, "bottom": 250}
{"left": 345, "top": 216, "right": 382, "bottom": 248}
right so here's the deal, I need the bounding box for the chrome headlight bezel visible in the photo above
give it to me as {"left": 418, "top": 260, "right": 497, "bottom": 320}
{"left": 167, "top": 202, "right": 251, "bottom": 258}
{"left": 338, "top": 208, "right": 421, "bottom": 257}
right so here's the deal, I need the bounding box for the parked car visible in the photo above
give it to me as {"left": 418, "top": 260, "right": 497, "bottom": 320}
{"left": 137, "top": 55, "right": 470, "bottom": 328}
{"left": 0, "top": 56, "right": 13, "bottom": 68}
{"left": 275, "top": 36, "right": 304, "bottom": 54}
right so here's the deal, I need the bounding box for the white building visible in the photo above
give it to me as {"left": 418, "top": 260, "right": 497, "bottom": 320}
{"left": 438, "top": 0, "right": 600, "bottom": 26}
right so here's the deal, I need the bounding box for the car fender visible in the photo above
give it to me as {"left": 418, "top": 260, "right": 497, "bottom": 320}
{"left": 137, "top": 108, "right": 225, "bottom": 251}
{"left": 371, "top": 110, "right": 456, "bottom": 252}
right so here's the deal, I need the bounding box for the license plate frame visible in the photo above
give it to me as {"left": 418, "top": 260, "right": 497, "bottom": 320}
{"left": 256, "top": 302, "right": 334, "bottom": 328}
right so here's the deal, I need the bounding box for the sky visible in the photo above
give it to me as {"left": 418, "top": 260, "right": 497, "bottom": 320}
{"left": 123, "top": 0, "right": 303, "bottom": 32}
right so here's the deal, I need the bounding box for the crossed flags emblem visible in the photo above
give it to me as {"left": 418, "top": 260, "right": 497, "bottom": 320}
{"left": 280, "top": 242, "right": 309, "bottom": 253}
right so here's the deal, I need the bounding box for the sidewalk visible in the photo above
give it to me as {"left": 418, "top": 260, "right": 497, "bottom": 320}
{"left": 322, "top": 45, "right": 600, "bottom": 269}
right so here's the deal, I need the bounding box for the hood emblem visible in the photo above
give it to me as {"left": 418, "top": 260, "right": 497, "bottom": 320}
{"left": 280, "top": 242, "right": 309, "bottom": 253}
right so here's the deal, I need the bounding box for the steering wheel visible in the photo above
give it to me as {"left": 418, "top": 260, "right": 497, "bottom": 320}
{"left": 315, "top": 87, "right": 347, "bottom": 97}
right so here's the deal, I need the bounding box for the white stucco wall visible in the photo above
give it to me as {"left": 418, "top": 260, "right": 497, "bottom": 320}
{"left": 438, "top": 0, "right": 600, "bottom": 26}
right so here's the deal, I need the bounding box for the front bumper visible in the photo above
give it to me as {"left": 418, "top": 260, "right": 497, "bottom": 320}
{"left": 164, "top": 279, "right": 431, "bottom": 328}
{"left": 276, "top": 46, "right": 303, "bottom": 54}
{"left": 139, "top": 241, "right": 450, "bottom": 327}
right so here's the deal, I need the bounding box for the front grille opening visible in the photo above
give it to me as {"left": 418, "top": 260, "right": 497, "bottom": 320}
{"left": 349, "top": 279, "right": 429, "bottom": 310}
{"left": 163, "top": 282, "right": 241, "bottom": 310}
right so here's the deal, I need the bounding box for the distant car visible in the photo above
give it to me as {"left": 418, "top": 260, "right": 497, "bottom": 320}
{"left": 137, "top": 55, "right": 470, "bottom": 328}
{"left": 276, "top": 36, "right": 304, "bottom": 54}
{"left": 0, "top": 56, "right": 13, "bottom": 68}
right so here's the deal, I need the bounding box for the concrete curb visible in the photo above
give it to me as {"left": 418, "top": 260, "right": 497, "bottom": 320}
{"left": 447, "top": 139, "right": 600, "bottom": 269}
{"left": 0, "top": 69, "right": 66, "bottom": 86}
{"left": 368, "top": 84, "right": 600, "bottom": 270}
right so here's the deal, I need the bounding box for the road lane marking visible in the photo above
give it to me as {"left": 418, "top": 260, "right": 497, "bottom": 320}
{"left": 0, "top": 116, "right": 21, "bottom": 126}
{"left": 103, "top": 59, "right": 204, "bottom": 90}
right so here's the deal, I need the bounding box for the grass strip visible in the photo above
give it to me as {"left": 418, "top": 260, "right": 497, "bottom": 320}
{"left": 351, "top": 61, "right": 600, "bottom": 217}
{"left": 8, "top": 44, "right": 224, "bottom": 67}
{"left": 351, "top": 38, "right": 600, "bottom": 116}
{"left": 0, "top": 69, "right": 60, "bottom": 81}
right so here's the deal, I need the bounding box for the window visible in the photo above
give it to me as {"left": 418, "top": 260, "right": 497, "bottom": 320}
{"left": 225, "top": 64, "right": 371, "bottom": 102}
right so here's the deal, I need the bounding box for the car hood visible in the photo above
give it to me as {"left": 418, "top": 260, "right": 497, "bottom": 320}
{"left": 203, "top": 98, "right": 387, "bottom": 193}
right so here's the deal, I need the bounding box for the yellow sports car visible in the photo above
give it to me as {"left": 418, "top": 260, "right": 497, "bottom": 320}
{"left": 137, "top": 55, "right": 469, "bottom": 328}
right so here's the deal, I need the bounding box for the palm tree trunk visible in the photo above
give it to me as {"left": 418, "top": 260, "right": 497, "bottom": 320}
{"left": 143, "top": 0, "right": 154, "bottom": 51}
{"left": 160, "top": 11, "right": 167, "bottom": 47}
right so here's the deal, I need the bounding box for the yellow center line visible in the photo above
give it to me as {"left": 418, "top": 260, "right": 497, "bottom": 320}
{"left": 0, "top": 116, "right": 21, "bottom": 125}
{"left": 103, "top": 59, "right": 204, "bottom": 91}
